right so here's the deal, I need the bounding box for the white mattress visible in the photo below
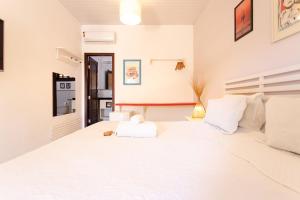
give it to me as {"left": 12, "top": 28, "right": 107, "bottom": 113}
{"left": 0, "top": 121, "right": 299, "bottom": 200}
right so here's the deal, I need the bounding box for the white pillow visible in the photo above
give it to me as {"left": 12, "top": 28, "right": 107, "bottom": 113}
{"left": 204, "top": 96, "right": 247, "bottom": 134}
{"left": 238, "top": 93, "right": 266, "bottom": 131}
{"left": 266, "top": 97, "right": 300, "bottom": 154}
{"left": 130, "top": 114, "right": 145, "bottom": 125}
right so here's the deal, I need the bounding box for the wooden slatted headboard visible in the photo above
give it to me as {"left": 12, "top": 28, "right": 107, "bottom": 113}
{"left": 225, "top": 64, "right": 300, "bottom": 95}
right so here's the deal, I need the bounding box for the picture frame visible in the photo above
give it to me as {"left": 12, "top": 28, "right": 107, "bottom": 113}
{"left": 66, "top": 83, "right": 71, "bottom": 89}
{"left": 60, "top": 83, "right": 65, "bottom": 89}
{"left": 272, "top": 0, "right": 300, "bottom": 42}
{"left": 234, "top": 0, "right": 253, "bottom": 41}
{"left": 0, "top": 19, "right": 3, "bottom": 72}
{"left": 123, "top": 59, "right": 141, "bottom": 85}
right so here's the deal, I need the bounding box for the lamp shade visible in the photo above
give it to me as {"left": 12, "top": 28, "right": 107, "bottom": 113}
{"left": 120, "top": 0, "right": 141, "bottom": 25}
{"left": 175, "top": 61, "right": 185, "bottom": 71}
{"left": 192, "top": 103, "right": 206, "bottom": 118}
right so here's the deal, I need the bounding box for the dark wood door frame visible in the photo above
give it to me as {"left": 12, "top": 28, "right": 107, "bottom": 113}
{"left": 84, "top": 53, "right": 115, "bottom": 127}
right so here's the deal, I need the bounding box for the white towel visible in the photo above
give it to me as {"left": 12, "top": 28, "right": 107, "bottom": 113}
{"left": 116, "top": 121, "right": 157, "bottom": 138}
{"left": 130, "top": 114, "right": 145, "bottom": 125}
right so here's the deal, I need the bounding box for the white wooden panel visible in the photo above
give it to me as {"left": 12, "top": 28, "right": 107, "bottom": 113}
{"left": 263, "top": 85, "right": 300, "bottom": 93}
{"left": 263, "top": 74, "right": 300, "bottom": 85}
{"left": 225, "top": 64, "right": 300, "bottom": 95}
{"left": 263, "top": 64, "right": 300, "bottom": 77}
{"left": 225, "top": 76, "right": 259, "bottom": 84}
{"left": 225, "top": 81, "right": 260, "bottom": 89}
{"left": 225, "top": 88, "right": 261, "bottom": 94}
{"left": 52, "top": 117, "right": 81, "bottom": 141}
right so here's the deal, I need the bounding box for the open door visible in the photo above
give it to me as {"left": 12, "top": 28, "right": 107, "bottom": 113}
{"left": 86, "top": 57, "right": 99, "bottom": 126}
{"left": 85, "top": 53, "right": 115, "bottom": 127}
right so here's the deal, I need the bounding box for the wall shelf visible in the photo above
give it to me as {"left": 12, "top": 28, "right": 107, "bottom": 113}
{"left": 150, "top": 58, "right": 184, "bottom": 64}
{"left": 56, "top": 48, "right": 82, "bottom": 65}
{"left": 150, "top": 58, "right": 186, "bottom": 70}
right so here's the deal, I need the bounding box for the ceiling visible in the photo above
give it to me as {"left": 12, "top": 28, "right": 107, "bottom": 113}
{"left": 58, "top": 0, "right": 208, "bottom": 25}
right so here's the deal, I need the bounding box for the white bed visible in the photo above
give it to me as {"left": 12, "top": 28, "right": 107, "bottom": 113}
{"left": 1, "top": 64, "right": 300, "bottom": 200}
{"left": 0, "top": 121, "right": 299, "bottom": 200}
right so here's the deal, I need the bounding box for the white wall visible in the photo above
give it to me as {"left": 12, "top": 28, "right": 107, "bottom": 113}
{"left": 82, "top": 25, "right": 194, "bottom": 120}
{"left": 194, "top": 0, "right": 300, "bottom": 103}
{"left": 0, "top": 0, "right": 81, "bottom": 163}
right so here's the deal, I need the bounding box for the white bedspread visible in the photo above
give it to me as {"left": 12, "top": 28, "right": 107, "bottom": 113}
{"left": 0, "top": 121, "right": 299, "bottom": 200}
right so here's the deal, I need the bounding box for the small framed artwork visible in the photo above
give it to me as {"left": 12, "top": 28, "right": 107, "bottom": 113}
{"left": 123, "top": 59, "right": 141, "bottom": 85}
{"left": 272, "top": 0, "right": 300, "bottom": 42}
{"left": 66, "top": 83, "right": 71, "bottom": 89}
{"left": 234, "top": 0, "right": 253, "bottom": 41}
{"left": 0, "top": 19, "right": 4, "bottom": 71}
{"left": 60, "top": 83, "right": 65, "bottom": 89}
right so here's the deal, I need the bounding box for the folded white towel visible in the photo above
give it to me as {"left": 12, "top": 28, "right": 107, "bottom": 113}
{"left": 130, "top": 114, "right": 145, "bottom": 125}
{"left": 116, "top": 121, "right": 157, "bottom": 138}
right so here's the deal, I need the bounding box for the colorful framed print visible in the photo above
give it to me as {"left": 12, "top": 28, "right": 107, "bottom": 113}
{"left": 234, "top": 0, "right": 253, "bottom": 41}
{"left": 272, "top": 0, "right": 300, "bottom": 42}
{"left": 123, "top": 59, "right": 141, "bottom": 85}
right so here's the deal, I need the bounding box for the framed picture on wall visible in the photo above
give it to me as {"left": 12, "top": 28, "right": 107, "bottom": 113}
{"left": 0, "top": 19, "right": 4, "bottom": 71}
{"left": 272, "top": 0, "right": 300, "bottom": 42}
{"left": 234, "top": 0, "right": 253, "bottom": 41}
{"left": 123, "top": 59, "right": 141, "bottom": 85}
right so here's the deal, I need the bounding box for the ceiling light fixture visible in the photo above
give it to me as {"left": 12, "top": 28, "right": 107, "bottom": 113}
{"left": 120, "top": 0, "right": 142, "bottom": 25}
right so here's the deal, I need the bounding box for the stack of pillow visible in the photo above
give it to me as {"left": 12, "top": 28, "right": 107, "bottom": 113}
{"left": 204, "top": 93, "right": 300, "bottom": 155}
{"left": 204, "top": 93, "right": 265, "bottom": 133}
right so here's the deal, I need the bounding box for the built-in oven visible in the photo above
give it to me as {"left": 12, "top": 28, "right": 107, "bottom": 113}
{"left": 99, "top": 99, "right": 112, "bottom": 121}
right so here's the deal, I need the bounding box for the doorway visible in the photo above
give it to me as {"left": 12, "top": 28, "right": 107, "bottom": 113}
{"left": 84, "top": 53, "right": 115, "bottom": 127}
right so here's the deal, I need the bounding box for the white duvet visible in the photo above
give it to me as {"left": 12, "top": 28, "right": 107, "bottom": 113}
{"left": 0, "top": 121, "right": 299, "bottom": 200}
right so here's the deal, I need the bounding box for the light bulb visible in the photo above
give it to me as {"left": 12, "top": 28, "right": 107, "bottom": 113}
{"left": 120, "top": 0, "right": 141, "bottom": 25}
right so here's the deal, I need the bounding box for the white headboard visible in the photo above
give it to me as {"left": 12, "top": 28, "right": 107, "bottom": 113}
{"left": 225, "top": 64, "right": 300, "bottom": 96}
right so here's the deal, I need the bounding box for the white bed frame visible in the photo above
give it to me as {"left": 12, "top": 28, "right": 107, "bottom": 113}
{"left": 225, "top": 64, "right": 300, "bottom": 95}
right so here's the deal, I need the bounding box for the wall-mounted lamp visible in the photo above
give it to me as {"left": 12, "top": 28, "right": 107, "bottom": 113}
{"left": 175, "top": 61, "right": 185, "bottom": 71}
{"left": 150, "top": 58, "right": 186, "bottom": 71}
